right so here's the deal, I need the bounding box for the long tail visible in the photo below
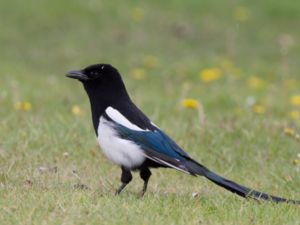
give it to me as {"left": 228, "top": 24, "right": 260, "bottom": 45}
{"left": 185, "top": 160, "right": 300, "bottom": 204}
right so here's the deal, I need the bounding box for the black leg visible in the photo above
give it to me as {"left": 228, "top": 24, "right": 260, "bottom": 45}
{"left": 140, "top": 167, "right": 152, "bottom": 196}
{"left": 115, "top": 166, "right": 132, "bottom": 195}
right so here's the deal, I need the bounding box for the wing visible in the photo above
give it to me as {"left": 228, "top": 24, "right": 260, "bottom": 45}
{"left": 103, "top": 109, "right": 194, "bottom": 174}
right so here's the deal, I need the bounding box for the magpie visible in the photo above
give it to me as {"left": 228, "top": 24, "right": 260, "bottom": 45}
{"left": 66, "top": 63, "right": 299, "bottom": 204}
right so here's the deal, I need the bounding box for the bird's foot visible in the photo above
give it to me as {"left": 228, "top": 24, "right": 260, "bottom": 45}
{"left": 139, "top": 182, "right": 148, "bottom": 198}
{"left": 115, "top": 183, "right": 127, "bottom": 195}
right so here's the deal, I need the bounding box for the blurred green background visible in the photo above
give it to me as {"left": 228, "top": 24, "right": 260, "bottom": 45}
{"left": 0, "top": 0, "right": 300, "bottom": 224}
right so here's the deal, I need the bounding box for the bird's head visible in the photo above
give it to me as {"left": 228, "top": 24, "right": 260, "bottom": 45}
{"left": 66, "top": 63, "right": 122, "bottom": 83}
{"left": 66, "top": 64, "right": 129, "bottom": 103}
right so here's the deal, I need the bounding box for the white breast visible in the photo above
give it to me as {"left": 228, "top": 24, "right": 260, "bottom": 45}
{"left": 97, "top": 115, "right": 146, "bottom": 169}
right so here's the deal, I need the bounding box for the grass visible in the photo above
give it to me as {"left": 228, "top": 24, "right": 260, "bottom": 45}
{"left": 1, "top": 0, "right": 300, "bottom": 224}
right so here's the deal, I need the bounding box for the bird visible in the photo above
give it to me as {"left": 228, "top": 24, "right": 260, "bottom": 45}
{"left": 66, "top": 63, "right": 299, "bottom": 204}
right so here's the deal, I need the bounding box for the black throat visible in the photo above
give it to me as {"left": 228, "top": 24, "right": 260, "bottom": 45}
{"left": 83, "top": 79, "right": 130, "bottom": 135}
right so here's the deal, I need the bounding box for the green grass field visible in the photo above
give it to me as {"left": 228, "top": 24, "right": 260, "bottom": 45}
{"left": 1, "top": 0, "right": 300, "bottom": 224}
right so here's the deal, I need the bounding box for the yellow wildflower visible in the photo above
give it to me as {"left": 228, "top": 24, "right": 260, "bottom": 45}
{"left": 289, "top": 110, "right": 300, "bottom": 120}
{"left": 181, "top": 98, "right": 200, "bottom": 109}
{"left": 143, "top": 55, "right": 158, "bottom": 68}
{"left": 292, "top": 159, "right": 299, "bottom": 165}
{"left": 290, "top": 95, "right": 300, "bottom": 106}
{"left": 284, "top": 127, "right": 295, "bottom": 136}
{"left": 15, "top": 101, "right": 32, "bottom": 111}
{"left": 252, "top": 104, "right": 265, "bottom": 114}
{"left": 234, "top": 6, "right": 250, "bottom": 22}
{"left": 247, "top": 76, "right": 265, "bottom": 89}
{"left": 131, "top": 7, "right": 144, "bottom": 22}
{"left": 199, "top": 68, "right": 222, "bottom": 83}
{"left": 72, "top": 105, "right": 82, "bottom": 116}
{"left": 131, "top": 68, "right": 146, "bottom": 80}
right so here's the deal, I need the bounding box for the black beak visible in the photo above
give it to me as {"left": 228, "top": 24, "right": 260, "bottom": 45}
{"left": 66, "top": 70, "right": 88, "bottom": 81}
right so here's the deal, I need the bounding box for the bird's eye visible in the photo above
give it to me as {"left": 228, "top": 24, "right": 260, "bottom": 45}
{"left": 90, "top": 71, "right": 98, "bottom": 76}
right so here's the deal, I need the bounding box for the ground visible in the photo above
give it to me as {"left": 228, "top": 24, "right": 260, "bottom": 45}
{"left": 0, "top": 0, "right": 300, "bottom": 224}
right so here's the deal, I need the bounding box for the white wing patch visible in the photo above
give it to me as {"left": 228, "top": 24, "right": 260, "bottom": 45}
{"left": 99, "top": 107, "right": 187, "bottom": 172}
{"left": 105, "top": 107, "right": 147, "bottom": 131}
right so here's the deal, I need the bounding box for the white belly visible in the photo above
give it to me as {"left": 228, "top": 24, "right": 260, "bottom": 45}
{"left": 97, "top": 116, "right": 146, "bottom": 169}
